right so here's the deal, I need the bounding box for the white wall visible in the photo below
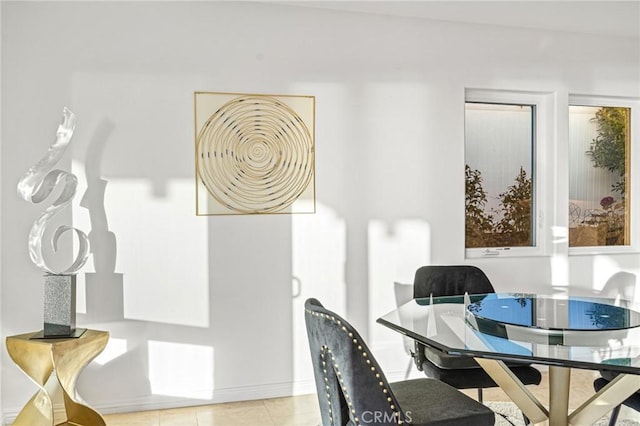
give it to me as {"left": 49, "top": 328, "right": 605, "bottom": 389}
{"left": 0, "top": 0, "right": 3, "bottom": 419}
{"left": 1, "top": 1, "right": 639, "bottom": 420}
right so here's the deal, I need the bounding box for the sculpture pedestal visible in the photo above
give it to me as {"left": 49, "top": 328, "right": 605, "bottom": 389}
{"left": 43, "top": 274, "right": 77, "bottom": 337}
{"left": 6, "top": 329, "right": 109, "bottom": 426}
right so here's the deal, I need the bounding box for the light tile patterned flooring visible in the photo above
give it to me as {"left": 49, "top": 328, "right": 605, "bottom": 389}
{"left": 104, "top": 369, "right": 640, "bottom": 425}
{"left": 103, "top": 393, "right": 321, "bottom": 426}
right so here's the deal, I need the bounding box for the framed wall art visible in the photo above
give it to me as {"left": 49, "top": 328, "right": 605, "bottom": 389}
{"left": 194, "top": 91, "right": 315, "bottom": 215}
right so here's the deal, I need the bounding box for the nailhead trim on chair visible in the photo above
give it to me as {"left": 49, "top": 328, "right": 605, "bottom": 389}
{"left": 320, "top": 346, "right": 335, "bottom": 425}
{"left": 306, "top": 309, "right": 403, "bottom": 425}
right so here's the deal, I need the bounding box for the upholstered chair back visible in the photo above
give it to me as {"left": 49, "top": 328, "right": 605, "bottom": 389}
{"left": 413, "top": 265, "right": 494, "bottom": 299}
{"left": 305, "top": 298, "right": 405, "bottom": 426}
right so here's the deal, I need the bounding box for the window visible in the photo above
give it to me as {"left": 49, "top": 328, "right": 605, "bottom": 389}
{"left": 569, "top": 96, "right": 633, "bottom": 250}
{"left": 465, "top": 89, "right": 554, "bottom": 257}
{"left": 464, "top": 90, "right": 638, "bottom": 258}
{"left": 465, "top": 102, "right": 534, "bottom": 248}
{"left": 464, "top": 89, "right": 551, "bottom": 258}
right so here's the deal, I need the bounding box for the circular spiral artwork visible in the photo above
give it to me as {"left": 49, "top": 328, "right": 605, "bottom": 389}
{"left": 196, "top": 95, "right": 314, "bottom": 214}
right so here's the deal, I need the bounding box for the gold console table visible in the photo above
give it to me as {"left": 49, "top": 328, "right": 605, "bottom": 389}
{"left": 6, "top": 329, "right": 109, "bottom": 426}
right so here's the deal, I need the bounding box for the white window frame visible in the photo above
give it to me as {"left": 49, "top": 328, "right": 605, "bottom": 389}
{"left": 465, "top": 88, "right": 553, "bottom": 259}
{"left": 568, "top": 94, "right": 640, "bottom": 256}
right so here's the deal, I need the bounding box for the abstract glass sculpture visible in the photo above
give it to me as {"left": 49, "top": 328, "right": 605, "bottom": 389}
{"left": 17, "top": 107, "right": 89, "bottom": 275}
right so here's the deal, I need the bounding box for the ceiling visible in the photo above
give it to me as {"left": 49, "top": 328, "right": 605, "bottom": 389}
{"left": 276, "top": 1, "right": 640, "bottom": 39}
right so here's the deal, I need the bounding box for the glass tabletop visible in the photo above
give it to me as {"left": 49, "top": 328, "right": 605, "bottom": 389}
{"left": 377, "top": 292, "right": 640, "bottom": 374}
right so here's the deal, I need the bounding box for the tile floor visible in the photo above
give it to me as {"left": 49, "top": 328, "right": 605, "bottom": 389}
{"left": 103, "top": 368, "right": 640, "bottom": 425}
{"left": 103, "top": 393, "right": 320, "bottom": 426}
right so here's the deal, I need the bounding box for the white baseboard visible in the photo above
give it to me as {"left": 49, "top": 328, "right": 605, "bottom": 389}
{"left": 3, "top": 380, "right": 318, "bottom": 425}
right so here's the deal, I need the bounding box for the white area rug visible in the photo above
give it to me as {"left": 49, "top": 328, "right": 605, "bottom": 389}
{"left": 486, "top": 401, "right": 640, "bottom": 426}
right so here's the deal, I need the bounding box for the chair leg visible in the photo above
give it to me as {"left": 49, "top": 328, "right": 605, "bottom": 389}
{"left": 412, "top": 342, "right": 426, "bottom": 372}
{"left": 404, "top": 358, "right": 413, "bottom": 380}
{"left": 477, "top": 388, "right": 483, "bottom": 403}
{"left": 609, "top": 405, "right": 621, "bottom": 426}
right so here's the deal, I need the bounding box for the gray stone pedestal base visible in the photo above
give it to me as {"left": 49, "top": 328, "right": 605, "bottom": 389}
{"left": 43, "top": 274, "right": 76, "bottom": 337}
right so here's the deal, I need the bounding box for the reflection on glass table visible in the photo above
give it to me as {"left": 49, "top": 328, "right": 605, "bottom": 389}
{"left": 378, "top": 293, "right": 640, "bottom": 426}
{"left": 467, "top": 293, "right": 640, "bottom": 346}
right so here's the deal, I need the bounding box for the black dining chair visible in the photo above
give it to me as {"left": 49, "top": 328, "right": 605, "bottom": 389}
{"left": 304, "top": 298, "right": 495, "bottom": 425}
{"left": 411, "top": 265, "right": 542, "bottom": 403}
{"left": 594, "top": 371, "right": 640, "bottom": 425}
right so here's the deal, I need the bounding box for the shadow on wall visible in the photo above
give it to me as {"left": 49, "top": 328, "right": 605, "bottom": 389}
{"left": 79, "top": 118, "right": 124, "bottom": 323}
{"left": 72, "top": 116, "right": 213, "bottom": 405}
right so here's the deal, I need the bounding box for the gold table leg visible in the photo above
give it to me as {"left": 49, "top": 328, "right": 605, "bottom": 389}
{"left": 475, "top": 358, "right": 550, "bottom": 425}
{"left": 549, "top": 366, "right": 570, "bottom": 426}
{"left": 475, "top": 358, "right": 640, "bottom": 426}
{"left": 569, "top": 372, "right": 640, "bottom": 425}
{"left": 6, "top": 329, "right": 109, "bottom": 426}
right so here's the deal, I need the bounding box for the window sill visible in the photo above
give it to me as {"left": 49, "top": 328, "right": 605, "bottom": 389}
{"left": 465, "top": 247, "right": 548, "bottom": 259}
{"left": 569, "top": 245, "right": 639, "bottom": 256}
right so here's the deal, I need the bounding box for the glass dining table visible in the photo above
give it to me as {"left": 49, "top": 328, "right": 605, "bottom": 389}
{"left": 377, "top": 293, "right": 640, "bottom": 426}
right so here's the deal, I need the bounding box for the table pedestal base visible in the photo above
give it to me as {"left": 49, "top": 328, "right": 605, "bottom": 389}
{"left": 6, "top": 329, "right": 109, "bottom": 426}
{"left": 549, "top": 366, "right": 570, "bottom": 425}
{"left": 570, "top": 373, "right": 640, "bottom": 425}
{"left": 475, "top": 358, "right": 640, "bottom": 426}
{"left": 474, "top": 358, "right": 549, "bottom": 424}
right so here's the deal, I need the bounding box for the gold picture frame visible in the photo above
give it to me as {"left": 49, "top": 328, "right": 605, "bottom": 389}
{"left": 194, "top": 91, "right": 315, "bottom": 215}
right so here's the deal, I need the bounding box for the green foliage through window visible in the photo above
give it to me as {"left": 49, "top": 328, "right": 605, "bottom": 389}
{"left": 569, "top": 104, "right": 630, "bottom": 248}
{"left": 465, "top": 166, "right": 532, "bottom": 248}
{"left": 465, "top": 165, "right": 494, "bottom": 248}
{"left": 586, "top": 107, "right": 628, "bottom": 197}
